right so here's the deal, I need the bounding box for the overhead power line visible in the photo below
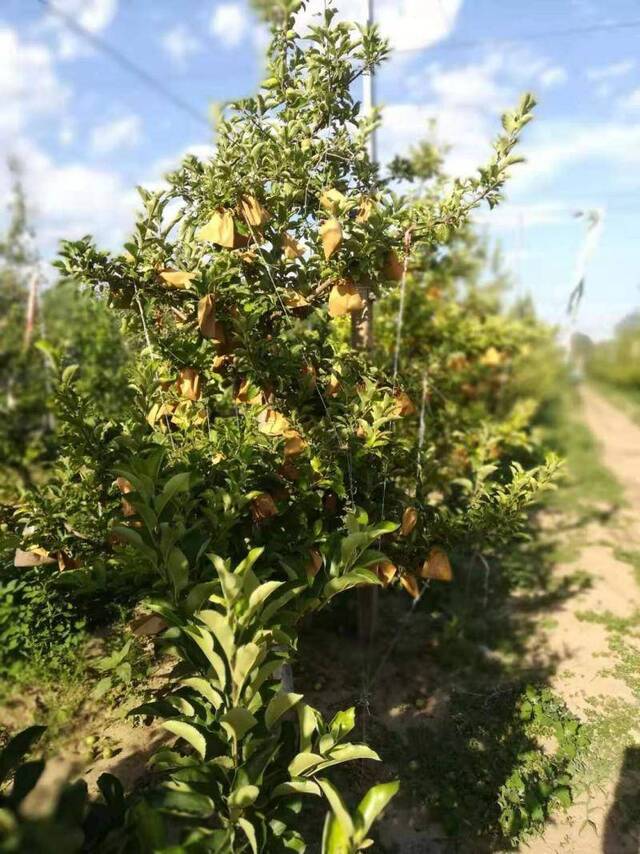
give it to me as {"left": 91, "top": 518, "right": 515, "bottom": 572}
{"left": 398, "top": 17, "right": 640, "bottom": 54}
{"left": 35, "top": 0, "right": 210, "bottom": 129}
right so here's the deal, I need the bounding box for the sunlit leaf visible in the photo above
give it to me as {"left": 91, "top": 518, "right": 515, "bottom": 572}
{"left": 162, "top": 720, "right": 207, "bottom": 759}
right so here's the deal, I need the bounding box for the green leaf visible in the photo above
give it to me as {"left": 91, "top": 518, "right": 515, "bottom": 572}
{"left": 233, "top": 643, "right": 262, "bottom": 695}
{"left": 162, "top": 720, "right": 207, "bottom": 759}
{"left": 199, "top": 609, "right": 235, "bottom": 665}
{"left": 155, "top": 788, "right": 215, "bottom": 817}
{"left": 110, "top": 526, "right": 157, "bottom": 563}
{"left": 354, "top": 780, "right": 399, "bottom": 840}
{"left": 297, "top": 703, "right": 319, "bottom": 752}
{"left": 246, "top": 581, "right": 285, "bottom": 620}
{"left": 238, "top": 817, "right": 258, "bottom": 854}
{"left": 318, "top": 778, "right": 354, "bottom": 837}
{"left": 129, "top": 800, "right": 167, "bottom": 848}
{"left": 321, "top": 811, "right": 350, "bottom": 854}
{"left": 314, "top": 743, "right": 380, "bottom": 772}
{"left": 184, "top": 581, "right": 219, "bottom": 614}
{"left": 265, "top": 692, "right": 303, "bottom": 730}
{"left": 228, "top": 785, "right": 260, "bottom": 808}
{"left": 236, "top": 547, "right": 265, "bottom": 575}
{"left": 288, "top": 752, "right": 325, "bottom": 777}
{"left": 323, "top": 569, "right": 381, "bottom": 600}
{"left": 156, "top": 472, "right": 191, "bottom": 515}
{"left": 180, "top": 677, "right": 224, "bottom": 709}
{"left": 185, "top": 627, "right": 227, "bottom": 689}
{"left": 272, "top": 780, "right": 321, "bottom": 798}
{"left": 329, "top": 708, "right": 355, "bottom": 741}
{"left": 553, "top": 786, "right": 572, "bottom": 809}
{"left": 220, "top": 707, "right": 258, "bottom": 742}
{"left": 166, "top": 547, "right": 190, "bottom": 598}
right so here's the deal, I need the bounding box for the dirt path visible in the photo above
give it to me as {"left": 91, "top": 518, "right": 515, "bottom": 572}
{"left": 526, "top": 387, "right": 640, "bottom": 853}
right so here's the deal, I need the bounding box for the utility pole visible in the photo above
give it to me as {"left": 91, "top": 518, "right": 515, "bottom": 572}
{"left": 355, "top": 0, "right": 379, "bottom": 646}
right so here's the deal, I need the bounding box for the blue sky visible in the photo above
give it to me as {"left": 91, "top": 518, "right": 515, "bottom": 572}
{"left": 1, "top": 0, "right": 639, "bottom": 339}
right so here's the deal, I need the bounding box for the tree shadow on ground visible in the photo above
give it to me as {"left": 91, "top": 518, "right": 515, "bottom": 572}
{"left": 296, "top": 512, "right": 593, "bottom": 853}
{"left": 603, "top": 745, "right": 640, "bottom": 854}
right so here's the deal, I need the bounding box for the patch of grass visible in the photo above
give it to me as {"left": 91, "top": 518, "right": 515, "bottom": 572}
{"left": 378, "top": 685, "right": 589, "bottom": 847}
{"left": 539, "top": 387, "right": 624, "bottom": 516}
{"left": 576, "top": 609, "right": 640, "bottom": 634}
{"left": 613, "top": 546, "right": 640, "bottom": 587}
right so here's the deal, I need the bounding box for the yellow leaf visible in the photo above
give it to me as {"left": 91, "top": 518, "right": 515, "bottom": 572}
{"left": 284, "top": 430, "right": 307, "bottom": 458}
{"left": 375, "top": 560, "right": 397, "bottom": 587}
{"left": 240, "top": 195, "right": 270, "bottom": 227}
{"left": 319, "top": 188, "right": 346, "bottom": 213}
{"left": 196, "top": 209, "right": 236, "bottom": 248}
{"left": 400, "top": 507, "right": 418, "bottom": 537}
{"left": 383, "top": 251, "right": 404, "bottom": 282}
{"left": 326, "top": 374, "right": 341, "bottom": 397}
{"left": 147, "top": 401, "right": 176, "bottom": 428}
{"left": 282, "top": 233, "right": 305, "bottom": 260}
{"left": 251, "top": 493, "right": 278, "bottom": 523}
{"left": 234, "top": 379, "right": 262, "bottom": 406}
{"left": 159, "top": 269, "right": 197, "bottom": 288}
{"left": 198, "top": 294, "right": 226, "bottom": 342}
{"left": 328, "top": 280, "right": 363, "bottom": 318}
{"left": 319, "top": 218, "right": 342, "bottom": 260}
{"left": 392, "top": 390, "right": 416, "bottom": 417}
{"left": 400, "top": 573, "right": 420, "bottom": 599}
{"left": 283, "top": 291, "right": 310, "bottom": 311}
{"left": 212, "top": 354, "right": 232, "bottom": 370}
{"left": 480, "top": 346, "right": 503, "bottom": 367}
{"left": 356, "top": 197, "right": 375, "bottom": 223}
{"left": 177, "top": 368, "right": 201, "bottom": 401}
{"left": 420, "top": 547, "right": 453, "bottom": 582}
{"left": 257, "top": 408, "right": 290, "bottom": 436}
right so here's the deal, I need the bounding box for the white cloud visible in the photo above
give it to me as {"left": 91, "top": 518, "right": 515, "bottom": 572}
{"left": 539, "top": 66, "right": 567, "bottom": 88}
{"left": 161, "top": 24, "right": 201, "bottom": 66}
{"left": 382, "top": 49, "right": 569, "bottom": 179}
{"left": 0, "top": 140, "right": 138, "bottom": 254}
{"left": 210, "top": 2, "right": 250, "bottom": 48}
{"left": 41, "top": 0, "right": 119, "bottom": 59}
{"left": 90, "top": 114, "right": 142, "bottom": 155}
{"left": 296, "top": 0, "right": 462, "bottom": 52}
{"left": 510, "top": 120, "right": 640, "bottom": 193}
{"left": 617, "top": 87, "right": 640, "bottom": 112}
{"left": 586, "top": 60, "right": 635, "bottom": 82}
{"left": 0, "top": 25, "right": 68, "bottom": 135}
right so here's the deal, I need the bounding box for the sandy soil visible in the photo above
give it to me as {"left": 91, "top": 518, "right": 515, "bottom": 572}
{"left": 525, "top": 388, "right": 640, "bottom": 854}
